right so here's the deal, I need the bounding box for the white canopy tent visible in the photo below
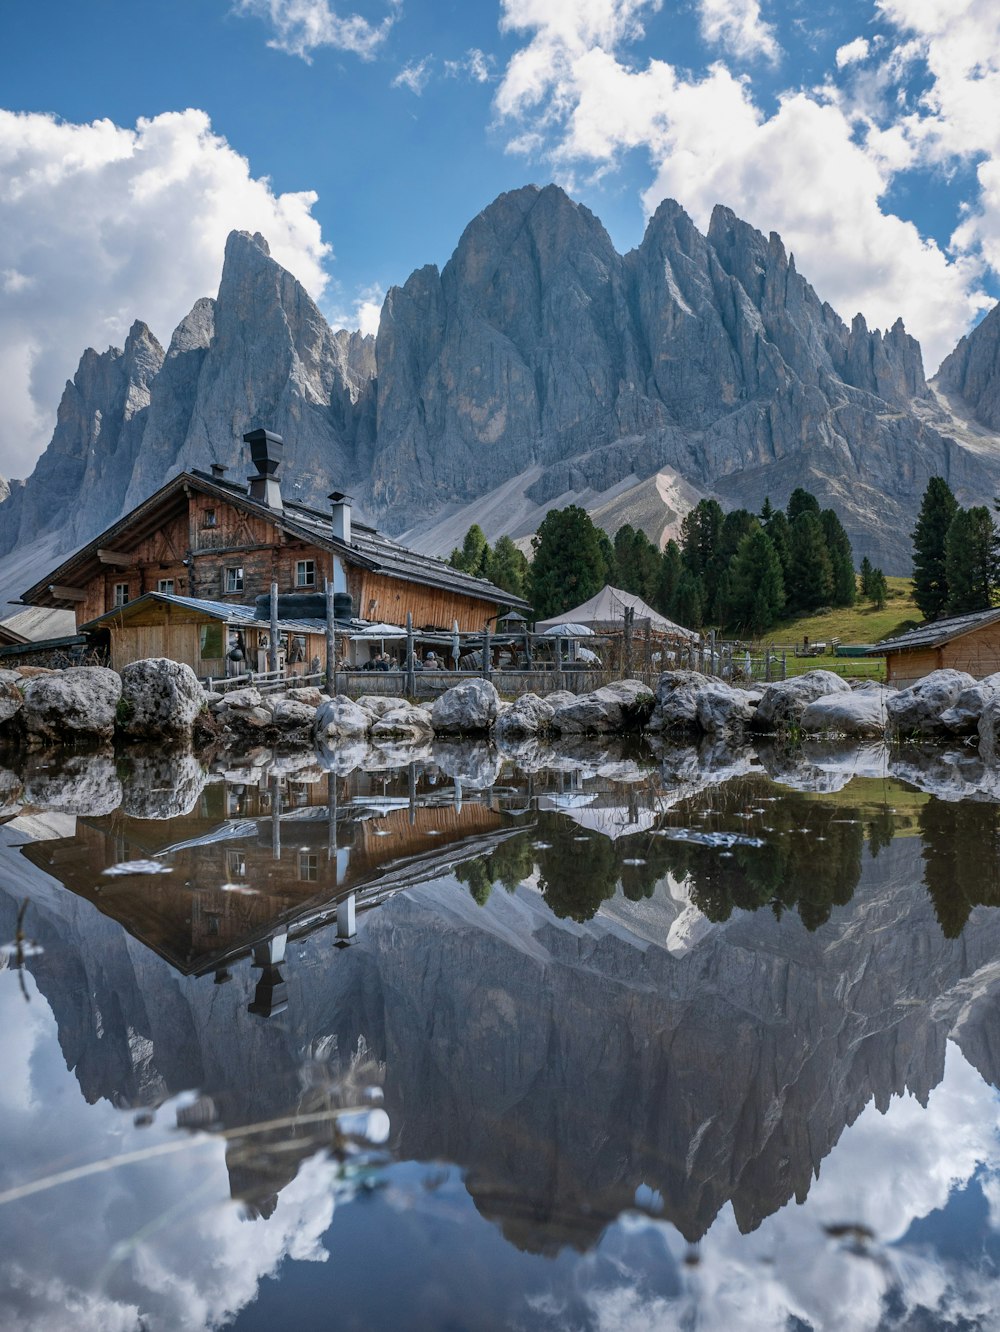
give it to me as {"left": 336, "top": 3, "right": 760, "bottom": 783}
{"left": 535, "top": 586, "right": 699, "bottom": 643}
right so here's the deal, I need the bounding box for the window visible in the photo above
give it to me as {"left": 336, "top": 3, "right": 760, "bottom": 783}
{"left": 226, "top": 849, "right": 247, "bottom": 880}
{"left": 296, "top": 559, "right": 316, "bottom": 588}
{"left": 298, "top": 852, "right": 319, "bottom": 882}
{"left": 224, "top": 566, "right": 244, "bottom": 594}
{"left": 199, "top": 623, "right": 224, "bottom": 659}
{"left": 203, "top": 508, "right": 217, "bottom": 528}
{"left": 157, "top": 578, "right": 174, "bottom": 595}
{"left": 112, "top": 582, "right": 129, "bottom": 608}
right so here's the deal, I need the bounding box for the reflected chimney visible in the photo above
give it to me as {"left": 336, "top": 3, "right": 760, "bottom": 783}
{"left": 329, "top": 491, "right": 352, "bottom": 545}
{"left": 210, "top": 462, "right": 227, "bottom": 480}
{"left": 244, "top": 429, "right": 284, "bottom": 511}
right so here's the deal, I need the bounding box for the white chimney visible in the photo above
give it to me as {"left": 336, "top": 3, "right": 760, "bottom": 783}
{"left": 329, "top": 491, "right": 352, "bottom": 544}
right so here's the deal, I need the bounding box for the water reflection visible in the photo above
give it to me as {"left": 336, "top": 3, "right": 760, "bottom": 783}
{"left": 4, "top": 740, "right": 1000, "bottom": 1328}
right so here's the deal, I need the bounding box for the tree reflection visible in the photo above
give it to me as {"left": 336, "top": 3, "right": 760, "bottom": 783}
{"left": 919, "top": 799, "right": 1000, "bottom": 938}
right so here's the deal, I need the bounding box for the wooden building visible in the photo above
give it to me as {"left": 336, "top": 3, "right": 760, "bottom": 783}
{"left": 19, "top": 429, "right": 527, "bottom": 639}
{"left": 81, "top": 591, "right": 331, "bottom": 678}
{"left": 869, "top": 607, "right": 1000, "bottom": 685}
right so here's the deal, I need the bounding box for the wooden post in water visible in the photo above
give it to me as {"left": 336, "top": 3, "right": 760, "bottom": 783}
{"left": 269, "top": 581, "right": 280, "bottom": 676}
{"left": 408, "top": 761, "right": 417, "bottom": 827}
{"left": 325, "top": 577, "right": 336, "bottom": 696}
{"left": 482, "top": 624, "right": 491, "bottom": 681}
{"left": 624, "top": 606, "right": 634, "bottom": 677}
{"left": 644, "top": 621, "right": 651, "bottom": 672}
{"left": 406, "top": 611, "right": 415, "bottom": 698}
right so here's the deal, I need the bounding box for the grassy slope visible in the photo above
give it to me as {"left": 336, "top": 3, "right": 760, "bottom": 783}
{"left": 760, "top": 576, "right": 921, "bottom": 680}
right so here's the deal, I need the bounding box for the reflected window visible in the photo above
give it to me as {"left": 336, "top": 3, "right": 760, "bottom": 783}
{"left": 227, "top": 790, "right": 245, "bottom": 817}
{"left": 298, "top": 852, "right": 319, "bottom": 882}
{"left": 226, "top": 849, "right": 247, "bottom": 879}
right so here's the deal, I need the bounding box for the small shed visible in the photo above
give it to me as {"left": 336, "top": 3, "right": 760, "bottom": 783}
{"left": 82, "top": 592, "right": 332, "bottom": 679}
{"left": 868, "top": 607, "right": 1000, "bottom": 685}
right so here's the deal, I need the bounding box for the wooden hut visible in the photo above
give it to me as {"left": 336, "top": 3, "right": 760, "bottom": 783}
{"left": 868, "top": 607, "right": 1000, "bottom": 685}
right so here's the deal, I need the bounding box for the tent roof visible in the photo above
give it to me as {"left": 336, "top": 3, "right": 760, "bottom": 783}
{"left": 535, "top": 586, "right": 699, "bottom": 641}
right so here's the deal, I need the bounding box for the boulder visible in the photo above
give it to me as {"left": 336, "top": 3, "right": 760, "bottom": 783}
{"left": 0, "top": 767, "right": 23, "bottom": 817}
{"left": 886, "top": 669, "right": 977, "bottom": 737}
{"left": 432, "top": 742, "right": 504, "bottom": 788}
{"left": 314, "top": 696, "right": 373, "bottom": 740}
{"left": 492, "top": 693, "right": 554, "bottom": 738}
{"left": 22, "top": 751, "right": 123, "bottom": 815}
{"left": 354, "top": 695, "right": 409, "bottom": 717}
{"left": 753, "top": 670, "right": 851, "bottom": 731}
{"left": 431, "top": 680, "right": 502, "bottom": 734}
{"left": 285, "top": 686, "right": 324, "bottom": 707}
{"left": 939, "top": 673, "right": 1000, "bottom": 735}
{"left": 550, "top": 679, "right": 655, "bottom": 734}
{"left": 118, "top": 658, "right": 203, "bottom": 739}
{"left": 543, "top": 690, "right": 576, "bottom": 711}
{"left": 20, "top": 667, "right": 122, "bottom": 745}
{"left": 371, "top": 704, "right": 434, "bottom": 741}
{"left": 696, "top": 684, "right": 760, "bottom": 736}
{"left": 646, "top": 672, "right": 758, "bottom": 736}
{"left": 0, "top": 677, "right": 24, "bottom": 727}
{"left": 270, "top": 698, "right": 318, "bottom": 731}
{"left": 800, "top": 684, "right": 892, "bottom": 738}
{"left": 979, "top": 696, "right": 1000, "bottom": 767}
{"left": 222, "top": 686, "right": 263, "bottom": 711}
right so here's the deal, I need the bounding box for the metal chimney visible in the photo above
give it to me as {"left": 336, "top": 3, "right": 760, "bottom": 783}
{"left": 244, "top": 429, "right": 283, "bottom": 511}
{"left": 329, "top": 491, "right": 352, "bottom": 544}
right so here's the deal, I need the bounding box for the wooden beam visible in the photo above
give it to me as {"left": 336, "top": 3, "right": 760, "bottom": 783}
{"left": 97, "top": 549, "right": 132, "bottom": 567}
{"left": 49, "top": 584, "right": 87, "bottom": 603}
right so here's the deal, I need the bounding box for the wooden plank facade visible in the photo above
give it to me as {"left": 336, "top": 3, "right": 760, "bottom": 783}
{"left": 882, "top": 619, "right": 1000, "bottom": 686}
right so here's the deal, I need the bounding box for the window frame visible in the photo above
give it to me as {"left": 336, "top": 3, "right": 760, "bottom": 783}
{"left": 223, "top": 565, "right": 244, "bottom": 595}
{"left": 112, "top": 582, "right": 129, "bottom": 608}
{"left": 295, "top": 558, "right": 317, "bottom": 589}
{"left": 156, "top": 577, "right": 175, "bottom": 595}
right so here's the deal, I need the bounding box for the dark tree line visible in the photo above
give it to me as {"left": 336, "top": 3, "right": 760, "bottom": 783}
{"left": 911, "top": 476, "right": 1000, "bottom": 620}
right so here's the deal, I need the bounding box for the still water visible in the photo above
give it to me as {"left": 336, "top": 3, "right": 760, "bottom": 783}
{"left": 2, "top": 737, "right": 1000, "bottom": 1330}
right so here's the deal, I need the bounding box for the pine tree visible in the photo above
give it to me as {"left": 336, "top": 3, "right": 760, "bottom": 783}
{"left": 613, "top": 524, "right": 661, "bottom": 602}
{"left": 912, "top": 476, "right": 958, "bottom": 620}
{"left": 452, "top": 524, "right": 489, "bottom": 574}
{"left": 528, "top": 506, "right": 609, "bottom": 620}
{"left": 785, "top": 511, "right": 834, "bottom": 612}
{"left": 765, "top": 509, "right": 791, "bottom": 598}
{"left": 680, "top": 499, "right": 724, "bottom": 609}
{"left": 820, "top": 509, "right": 856, "bottom": 606}
{"left": 945, "top": 506, "right": 998, "bottom": 615}
{"left": 759, "top": 496, "right": 774, "bottom": 526}
{"left": 671, "top": 570, "right": 705, "bottom": 630}
{"left": 728, "top": 526, "right": 785, "bottom": 635}
{"left": 485, "top": 535, "right": 530, "bottom": 597}
{"left": 859, "top": 556, "right": 874, "bottom": 598}
{"left": 870, "top": 567, "right": 888, "bottom": 609}
{"left": 656, "top": 540, "right": 683, "bottom": 616}
{"left": 787, "top": 487, "right": 821, "bottom": 522}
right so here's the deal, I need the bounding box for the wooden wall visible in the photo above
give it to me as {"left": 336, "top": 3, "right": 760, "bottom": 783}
{"left": 887, "top": 626, "right": 1000, "bottom": 685}
{"left": 353, "top": 569, "right": 496, "bottom": 633}
{"left": 886, "top": 646, "right": 941, "bottom": 685}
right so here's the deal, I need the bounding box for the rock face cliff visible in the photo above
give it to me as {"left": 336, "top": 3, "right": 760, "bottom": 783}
{"left": 4, "top": 185, "right": 1000, "bottom": 583}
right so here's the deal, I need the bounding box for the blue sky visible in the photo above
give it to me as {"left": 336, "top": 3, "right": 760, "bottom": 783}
{"left": 2, "top": 0, "right": 1000, "bottom": 476}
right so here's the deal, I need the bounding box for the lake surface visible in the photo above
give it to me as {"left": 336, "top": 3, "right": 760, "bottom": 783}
{"left": 3, "top": 737, "right": 1000, "bottom": 1330}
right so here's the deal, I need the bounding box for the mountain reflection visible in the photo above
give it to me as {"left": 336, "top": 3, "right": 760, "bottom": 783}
{"left": 5, "top": 742, "right": 1000, "bottom": 1293}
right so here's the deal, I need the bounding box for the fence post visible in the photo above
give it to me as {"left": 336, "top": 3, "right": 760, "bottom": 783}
{"left": 624, "top": 606, "right": 634, "bottom": 677}
{"left": 325, "top": 577, "right": 336, "bottom": 696}
{"left": 269, "top": 581, "right": 280, "bottom": 676}
{"left": 406, "top": 612, "right": 415, "bottom": 698}
{"left": 781, "top": 651, "right": 787, "bottom": 681}
{"left": 709, "top": 628, "right": 717, "bottom": 676}
{"left": 482, "top": 624, "right": 492, "bottom": 681}
{"left": 764, "top": 648, "right": 772, "bottom": 683}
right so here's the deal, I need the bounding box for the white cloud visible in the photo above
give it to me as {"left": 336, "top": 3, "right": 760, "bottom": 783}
{"left": 836, "top": 36, "right": 871, "bottom": 68}
{"left": 493, "top": 0, "right": 991, "bottom": 372}
{"left": 330, "top": 282, "right": 384, "bottom": 335}
{"left": 391, "top": 57, "right": 432, "bottom": 95}
{"left": 0, "top": 107, "right": 331, "bottom": 479}
{"left": 444, "top": 48, "right": 494, "bottom": 83}
{"left": 697, "top": 0, "right": 781, "bottom": 63}
{"left": 233, "top": 0, "right": 400, "bottom": 61}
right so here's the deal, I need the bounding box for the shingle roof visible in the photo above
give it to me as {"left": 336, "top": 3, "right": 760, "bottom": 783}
{"left": 81, "top": 591, "right": 335, "bottom": 637}
{"left": 867, "top": 605, "right": 1000, "bottom": 654}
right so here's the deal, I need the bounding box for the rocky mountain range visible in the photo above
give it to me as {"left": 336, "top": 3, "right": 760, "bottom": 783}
{"left": 5, "top": 183, "right": 1000, "bottom": 596}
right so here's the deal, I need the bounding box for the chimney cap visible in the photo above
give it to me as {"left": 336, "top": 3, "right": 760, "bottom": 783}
{"left": 328, "top": 491, "right": 353, "bottom": 504}
{"left": 244, "top": 428, "right": 283, "bottom": 477}
{"left": 210, "top": 462, "right": 227, "bottom": 478}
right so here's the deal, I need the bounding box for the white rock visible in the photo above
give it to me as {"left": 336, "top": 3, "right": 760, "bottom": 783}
{"left": 800, "top": 684, "right": 892, "bottom": 737}
{"left": 20, "top": 667, "right": 122, "bottom": 744}
{"left": 492, "top": 693, "right": 554, "bottom": 738}
{"left": 885, "top": 669, "right": 977, "bottom": 737}
{"left": 753, "top": 670, "right": 851, "bottom": 730}
{"left": 371, "top": 703, "right": 435, "bottom": 741}
{"left": 314, "top": 696, "right": 373, "bottom": 740}
{"left": 120, "top": 750, "right": 206, "bottom": 818}
{"left": 23, "top": 751, "right": 123, "bottom": 815}
{"left": 550, "top": 679, "right": 655, "bottom": 733}
{"left": 285, "top": 686, "right": 324, "bottom": 707}
{"left": 431, "top": 679, "right": 502, "bottom": 733}
{"left": 432, "top": 741, "right": 504, "bottom": 788}
{"left": 354, "top": 695, "right": 406, "bottom": 718}
{"left": 270, "top": 699, "right": 317, "bottom": 730}
{"left": 119, "top": 658, "right": 203, "bottom": 739}
{"left": 223, "top": 686, "right": 263, "bottom": 711}
{"left": 0, "top": 677, "right": 23, "bottom": 726}
{"left": 939, "top": 672, "right": 1000, "bottom": 734}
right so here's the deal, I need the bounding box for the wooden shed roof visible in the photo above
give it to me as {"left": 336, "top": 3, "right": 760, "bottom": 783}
{"left": 20, "top": 470, "right": 530, "bottom": 612}
{"left": 867, "top": 606, "right": 1000, "bottom": 655}
{"left": 80, "top": 591, "right": 333, "bottom": 636}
